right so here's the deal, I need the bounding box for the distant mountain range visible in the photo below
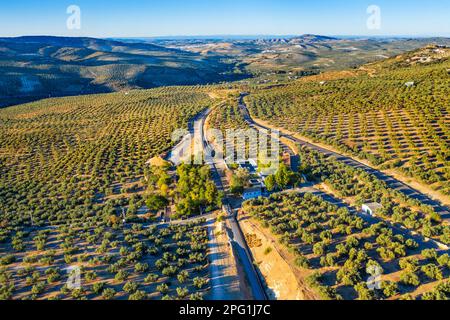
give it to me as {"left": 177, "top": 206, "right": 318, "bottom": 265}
{"left": 1, "top": 35, "right": 450, "bottom": 107}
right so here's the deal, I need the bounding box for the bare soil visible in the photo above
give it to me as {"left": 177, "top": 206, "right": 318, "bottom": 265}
{"left": 238, "top": 214, "right": 319, "bottom": 300}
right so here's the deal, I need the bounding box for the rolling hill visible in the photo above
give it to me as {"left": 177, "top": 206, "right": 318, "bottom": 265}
{"left": 151, "top": 35, "right": 450, "bottom": 78}
{"left": 2, "top": 35, "right": 450, "bottom": 108}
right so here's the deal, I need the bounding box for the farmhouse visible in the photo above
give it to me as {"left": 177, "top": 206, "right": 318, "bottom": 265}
{"left": 362, "top": 202, "right": 383, "bottom": 216}
{"left": 228, "top": 159, "right": 268, "bottom": 200}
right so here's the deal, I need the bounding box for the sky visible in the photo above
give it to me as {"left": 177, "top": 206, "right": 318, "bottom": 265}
{"left": 0, "top": 0, "right": 449, "bottom": 38}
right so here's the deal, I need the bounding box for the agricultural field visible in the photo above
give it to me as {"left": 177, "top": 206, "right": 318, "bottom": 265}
{"left": 298, "top": 146, "right": 450, "bottom": 244}
{"left": 243, "top": 192, "right": 450, "bottom": 300}
{"left": 208, "top": 99, "right": 247, "bottom": 133}
{"left": 0, "top": 86, "right": 222, "bottom": 299}
{"left": 208, "top": 86, "right": 450, "bottom": 242}
{"left": 245, "top": 46, "right": 450, "bottom": 198}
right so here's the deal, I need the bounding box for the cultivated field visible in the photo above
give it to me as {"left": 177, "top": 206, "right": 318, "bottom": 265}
{"left": 1, "top": 219, "right": 210, "bottom": 300}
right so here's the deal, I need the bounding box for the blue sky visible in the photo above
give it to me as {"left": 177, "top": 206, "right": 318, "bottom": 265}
{"left": 0, "top": 0, "right": 449, "bottom": 37}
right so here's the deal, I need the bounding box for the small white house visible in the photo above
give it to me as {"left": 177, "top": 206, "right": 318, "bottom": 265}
{"left": 362, "top": 203, "right": 383, "bottom": 216}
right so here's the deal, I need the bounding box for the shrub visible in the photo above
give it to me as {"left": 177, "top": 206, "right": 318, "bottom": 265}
{"left": 102, "top": 288, "right": 116, "bottom": 300}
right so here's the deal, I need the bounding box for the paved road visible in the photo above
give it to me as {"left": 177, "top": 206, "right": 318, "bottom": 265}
{"left": 222, "top": 204, "right": 268, "bottom": 300}
{"left": 238, "top": 95, "right": 450, "bottom": 221}
{"left": 167, "top": 109, "right": 211, "bottom": 165}
{"left": 206, "top": 220, "right": 228, "bottom": 300}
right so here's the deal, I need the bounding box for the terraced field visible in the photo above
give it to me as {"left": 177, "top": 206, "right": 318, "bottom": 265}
{"left": 245, "top": 46, "right": 450, "bottom": 198}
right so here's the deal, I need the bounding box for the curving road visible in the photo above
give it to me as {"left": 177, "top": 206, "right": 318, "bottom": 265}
{"left": 238, "top": 94, "right": 450, "bottom": 221}
{"left": 200, "top": 109, "right": 269, "bottom": 301}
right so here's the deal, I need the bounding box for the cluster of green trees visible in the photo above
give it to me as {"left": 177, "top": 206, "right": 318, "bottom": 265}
{"left": 174, "top": 164, "right": 222, "bottom": 218}
{"left": 230, "top": 167, "right": 251, "bottom": 195}
{"left": 264, "top": 163, "right": 301, "bottom": 192}
{"left": 145, "top": 162, "right": 223, "bottom": 219}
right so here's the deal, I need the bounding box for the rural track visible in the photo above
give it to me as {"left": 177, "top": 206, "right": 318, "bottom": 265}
{"left": 201, "top": 108, "right": 269, "bottom": 300}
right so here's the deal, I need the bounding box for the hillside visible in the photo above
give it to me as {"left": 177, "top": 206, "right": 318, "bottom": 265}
{"left": 0, "top": 36, "right": 246, "bottom": 107}
{"left": 245, "top": 45, "right": 450, "bottom": 198}
{"left": 0, "top": 86, "right": 217, "bottom": 226}
{"left": 2, "top": 35, "right": 450, "bottom": 108}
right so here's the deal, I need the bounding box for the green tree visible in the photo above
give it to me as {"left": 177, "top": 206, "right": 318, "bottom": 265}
{"left": 275, "top": 163, "right": 292, "bottom": 189}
